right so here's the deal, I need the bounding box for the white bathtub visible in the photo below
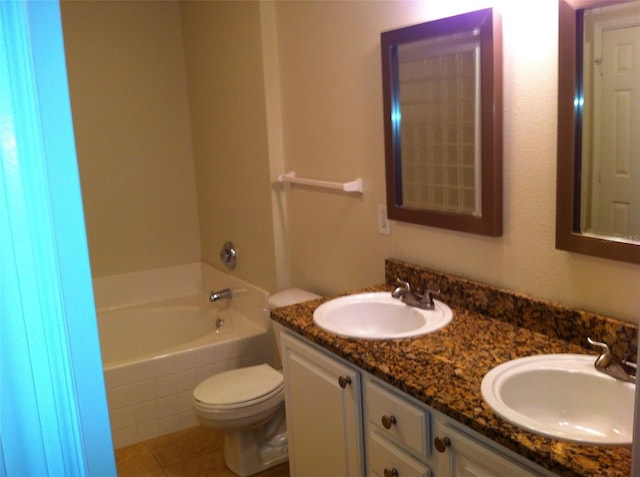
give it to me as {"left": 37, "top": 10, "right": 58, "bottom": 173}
{"left": 95, "top": 264, "right": 273, "bottom": 449}
{"left": 99, "top": 298, "right": 267, "bottom": 367}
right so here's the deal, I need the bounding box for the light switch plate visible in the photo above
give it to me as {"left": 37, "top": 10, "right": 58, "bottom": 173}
{"left": 378, "top": 204, "right": 391, "bottom": 235}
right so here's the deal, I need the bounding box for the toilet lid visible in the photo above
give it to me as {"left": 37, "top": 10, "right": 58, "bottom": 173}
{"left": 193, "top": 364, "right": 283, "bottom": 407}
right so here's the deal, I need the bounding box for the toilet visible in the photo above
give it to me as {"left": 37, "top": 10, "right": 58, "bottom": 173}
{"left": 192, "top": 288, "right": 319, "bottom": 477}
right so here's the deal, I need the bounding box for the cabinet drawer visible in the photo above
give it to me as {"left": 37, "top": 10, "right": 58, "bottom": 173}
{"left": 368, "top": 432, "right": 431, "bottom": 477}
{"left": 366, "top": 379, "right": 430, "bottom": 458}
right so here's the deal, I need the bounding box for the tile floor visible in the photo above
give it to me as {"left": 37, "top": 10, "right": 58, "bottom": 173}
{"left": 115, "top": 426, "right": 290, "bottom": 477}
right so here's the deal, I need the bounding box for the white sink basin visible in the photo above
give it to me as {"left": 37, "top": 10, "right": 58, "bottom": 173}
{"left": 481, "top": 354, "right": 635, "bottom": 446}
{"left": 312, "top": 292, "right": 453, "bottom": 339}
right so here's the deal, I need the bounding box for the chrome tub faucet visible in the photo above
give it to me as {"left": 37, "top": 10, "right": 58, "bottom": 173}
{"left": 587, "top": 337, "right": 636, "bottom": 383}
{"left": 209, "top": 288, "right": 233, "bottom": 303}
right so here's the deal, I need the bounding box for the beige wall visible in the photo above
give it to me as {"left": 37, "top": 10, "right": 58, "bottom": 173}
{"left": 272, "top": 0, "right": 639, "bottom": 322}
{"left": 61, "top": 1, "right": 201, "bottom": 277}
{"left": 180, "top": 1, "right": 278, "bottom": 291}
{"left": 62, "top": 0, "right": 639, "bottom": 322}
{"left": 62, "top": 0, "right": 278, "bottom": 291}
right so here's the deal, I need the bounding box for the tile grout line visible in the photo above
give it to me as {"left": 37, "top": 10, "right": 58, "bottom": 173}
{"left": 146, "top": 441, "right": 170, "bottom": 476}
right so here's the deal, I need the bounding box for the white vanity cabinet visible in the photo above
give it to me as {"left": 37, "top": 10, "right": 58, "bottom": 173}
{"left": 364, "top": 376, "right": 551, "bottom": 477}
{"left": 280, "top": 331, "right": 365, "bottom": 476}
{"left": 280, "top": 330, "right": 554, "bottom": 477}
{"left": 433, "top": 422, "right": 543, "bottom": 477}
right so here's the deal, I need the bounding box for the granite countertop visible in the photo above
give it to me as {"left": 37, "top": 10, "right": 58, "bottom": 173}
{"left": 270, "top": 284, "right": 633, "bottom": 477}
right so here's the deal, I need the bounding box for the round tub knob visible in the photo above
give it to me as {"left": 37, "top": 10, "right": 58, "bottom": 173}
{"left": 338, "top": 376, "right": 351, "bottom": 388}
{"left": 384, "top": 468, "right": 399, "bottom": 477}
{"left": 219, "top": 241, "right": 237, "bottom": 270}
{"left": 381, "top": 414, "right": 397, "bottom": 429}
{"left": 434, "top": 436, "right": 451, "bottom": 453}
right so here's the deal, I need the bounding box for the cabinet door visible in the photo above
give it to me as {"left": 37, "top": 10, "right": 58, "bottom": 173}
{"left": 435, "top": 424, "right": 540, "bottom": 477}
{"left": 281, "top": 332, "right": 364, "bottom": 477}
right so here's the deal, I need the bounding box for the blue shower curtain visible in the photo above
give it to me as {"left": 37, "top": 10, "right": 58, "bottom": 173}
{"left": 0, "top": 1, "right": 115, "bottom": 475}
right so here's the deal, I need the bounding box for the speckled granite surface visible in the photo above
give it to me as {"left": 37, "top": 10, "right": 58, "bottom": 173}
{"left": 385, "top": 259, "right": 637, "bottom": 363}
{"left": 271, "top": 259, "right": 637, "bottom": 477}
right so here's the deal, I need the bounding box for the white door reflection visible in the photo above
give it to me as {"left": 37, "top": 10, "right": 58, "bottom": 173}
{"left": 580, "top": 3, "right": 640, "bottom": 241}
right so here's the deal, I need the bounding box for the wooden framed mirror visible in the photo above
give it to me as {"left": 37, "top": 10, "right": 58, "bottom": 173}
{"left": 556, "top": 0, "right": 640, "bottom": 264}
{"left": 381, "top": 8, "right": 502, "bottom": 236}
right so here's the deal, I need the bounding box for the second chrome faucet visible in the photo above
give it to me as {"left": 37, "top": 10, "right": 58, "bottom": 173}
{"left": 588, "top": 337, "right": 636, "bottom": 383}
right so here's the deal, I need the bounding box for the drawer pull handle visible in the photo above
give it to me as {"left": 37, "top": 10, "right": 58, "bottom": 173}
{"left": 338, "top": 376, "right": 351, "bottom": 389}
{"left": 383, "top": 468, "right": 399, "bottom": 477}
{"left": 434, "top": 436, "right": 451, "bottom": 453}
{"left": 381, "top": 414, "right": 397, "bottom": 429}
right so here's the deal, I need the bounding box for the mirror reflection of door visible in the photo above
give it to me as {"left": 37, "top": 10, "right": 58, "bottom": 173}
{"left": 581, "top": 2, "right": 640, "bottom": 240}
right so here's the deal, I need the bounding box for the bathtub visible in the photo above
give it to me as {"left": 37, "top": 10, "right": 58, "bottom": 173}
{"left": 95, "top": 264, "right": 273, "bottom": 449}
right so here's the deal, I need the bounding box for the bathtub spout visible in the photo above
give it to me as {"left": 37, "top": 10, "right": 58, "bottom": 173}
{"left": 209, "top": 288, "right": 233, "bottom": 302}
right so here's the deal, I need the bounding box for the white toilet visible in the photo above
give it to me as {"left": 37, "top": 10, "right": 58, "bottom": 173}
{"left": 192, "top": 288, "right": 319, "bottom": 477}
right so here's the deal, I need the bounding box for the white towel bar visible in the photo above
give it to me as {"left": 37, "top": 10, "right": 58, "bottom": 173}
{"left": 277, "top": 171, "right": 363, "bottom": 194}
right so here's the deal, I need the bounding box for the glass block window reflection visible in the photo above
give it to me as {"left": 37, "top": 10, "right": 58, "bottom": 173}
{"left": 398, "top": 32, "right": 481, "bottom": 216}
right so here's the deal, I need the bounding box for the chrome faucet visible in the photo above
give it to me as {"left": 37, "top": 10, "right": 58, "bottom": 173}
{"left": 209, "top": 288, "right": 233, "bottom": 303}
{"left": 587, "top": 337, "right": 636, "bottom": 383}
{"left": 391, "top": 279, "right": 438, "bottom": 310}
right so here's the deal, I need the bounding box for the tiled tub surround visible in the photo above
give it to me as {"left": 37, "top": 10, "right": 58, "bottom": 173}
{"left": 95, "top": 263, "right": 273, "bottom": 449}
{"left": 270, "top": 259, "right": 637, "bottom": 477}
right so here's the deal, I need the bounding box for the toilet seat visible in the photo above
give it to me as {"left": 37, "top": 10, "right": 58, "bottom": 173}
{"left": 193, "top": 364, "right": 283, "bottom": 410}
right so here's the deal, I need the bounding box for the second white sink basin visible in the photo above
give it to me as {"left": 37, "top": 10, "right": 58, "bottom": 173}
{"left": 313, "top": 292, "right": 452, "bottom": 339}
{"left": 481, "top": 354, "right": 635, "bottom": 446}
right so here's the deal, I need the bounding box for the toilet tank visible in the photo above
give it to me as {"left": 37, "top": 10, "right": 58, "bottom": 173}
{"left": 267, "top": 288, "right": 320, "bottom": 309}
{"left": 266, "top": 288, "right": 320, "bottom": 369}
